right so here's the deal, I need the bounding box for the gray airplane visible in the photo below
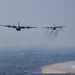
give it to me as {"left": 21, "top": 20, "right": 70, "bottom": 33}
{"left": 43, "top": 24, "right": 66, "bottom": 30}
{"left": 0, "top": 22, "right": 37, "bottom": 31}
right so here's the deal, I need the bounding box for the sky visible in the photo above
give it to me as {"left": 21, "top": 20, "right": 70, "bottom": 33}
{"left": 0, "top": 0, "right": 75, "bottom": 48}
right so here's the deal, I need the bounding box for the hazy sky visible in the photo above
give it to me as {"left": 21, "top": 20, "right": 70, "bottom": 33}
{"left": 0, "top": 0, "right": 75, "bottom": 48}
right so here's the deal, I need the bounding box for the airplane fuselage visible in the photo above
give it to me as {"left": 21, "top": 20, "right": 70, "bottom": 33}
{"left": 53, "top": 27, "right": 56, "bottom": 30}
{"left": 16, "top": 27, "right": 21, "bottom": 31}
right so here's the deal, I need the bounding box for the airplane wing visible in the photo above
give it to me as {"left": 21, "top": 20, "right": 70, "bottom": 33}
{"left": 57, "top": 26, "right": 66, "bottom": 28}
{"left": 19, "top": 26, "right": 26, "bottom": 29}
{"left": 25, "top": 26, "right": 37, "bottom": 29}
{"left": 11, "top": 25, "right": 17, "bottom": 28}
{"left": 49, "top": 27, "right": 54, "bottom": 29}
{"left": 0, "top": 25, "right": 17, "bottom": 28}
{"left": 43, "top": 27, "right": 53, "bottom": 29}
{"left": 19, "top": 26, "right": 37, "bottom": 29}
{"left": 0, "top": 24, "right": 12, "bottom": 28}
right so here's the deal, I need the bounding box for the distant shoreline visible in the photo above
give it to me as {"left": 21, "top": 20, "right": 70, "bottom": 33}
{"left": 42, "top": 61, "right": 75, "bottom": 74}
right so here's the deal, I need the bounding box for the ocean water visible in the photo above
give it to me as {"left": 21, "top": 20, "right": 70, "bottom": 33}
{"left": 0, "top": 47, "right": 75, "bottom": 75}
{"left": 70, "top": 65, "right": 75, "bottom": 69}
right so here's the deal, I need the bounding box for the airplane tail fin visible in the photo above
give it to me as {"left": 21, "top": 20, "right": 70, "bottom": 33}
{"left": 18, "top": 22, "right": 20, "bottom": 27}
{"left": 54, "top": 24, "right": 55, "bottom": 27}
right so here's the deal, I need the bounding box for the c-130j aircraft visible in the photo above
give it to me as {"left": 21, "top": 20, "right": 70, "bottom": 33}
{"left": 43, "top": 24, "right": 66, "bottom": 30}
{"left": 0, "top": 22, "right": 37, "bottom": 31}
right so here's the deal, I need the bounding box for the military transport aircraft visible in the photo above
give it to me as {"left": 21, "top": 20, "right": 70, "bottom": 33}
{"left": 43, "top": 24, "right": 66, "bottom": 30}
{"left": 0, "top": 22, "right": 37, "bottom": 31}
